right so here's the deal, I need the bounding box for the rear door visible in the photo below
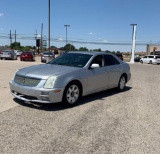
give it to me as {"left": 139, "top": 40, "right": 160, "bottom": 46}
{"left": 104, "top": 55, "right": 122, "bottom": 88}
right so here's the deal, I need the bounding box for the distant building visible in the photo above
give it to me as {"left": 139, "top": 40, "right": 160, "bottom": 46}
{"left": 0, "top": 46, "right": 7, "bottom": 52}
{"left": 146, "top": 44, "right": 160, "bottom": 55}
{"left": 49, "top": 47, "right": 65, "bottom": 55}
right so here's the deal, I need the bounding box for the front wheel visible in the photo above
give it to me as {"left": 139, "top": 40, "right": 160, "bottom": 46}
{"left": 62, "top": 82, "right": 81, "bottom": 106}
{"left": 140, "top": 60, "right": 143, "bottom": 64}
{"left": 117, "top": 75, "right": 126, "bottom": 91}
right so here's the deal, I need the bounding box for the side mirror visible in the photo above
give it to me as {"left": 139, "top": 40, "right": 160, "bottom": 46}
{"left": 90, "top": 63, "right": 100, "bottom": 69}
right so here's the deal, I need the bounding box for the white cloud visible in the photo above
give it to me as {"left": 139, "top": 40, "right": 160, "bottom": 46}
{"left": 103, "top": 39, "right": 108, "bottom": 42}
{"left": 89, "top": 32, "right": 96, "bottom": 35}
{"left": 0, "top": 28, "right": 4, "bottom": 31}
{"left": 56, "top": 37, "right": 63, "bottom": 41}
{"left": 0, "top": 13, "right": 4, "bottom": 17}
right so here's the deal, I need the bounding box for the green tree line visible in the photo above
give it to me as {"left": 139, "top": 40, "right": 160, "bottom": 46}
{"left": 7, "top": 42, "right": 121, "bottom": 54}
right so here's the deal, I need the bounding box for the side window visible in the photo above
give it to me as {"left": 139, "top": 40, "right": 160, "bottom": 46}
{"left": 104, "top": 55, "right": 120, "bottom": 66}
{"left": 90, "top": 55, "right": 104, "bottom": 67}
{"left": 143, "top": 56, "right": 147, "bottom": 58}
{"left": 148, "top": 56, "right": 153, "bottom": 58}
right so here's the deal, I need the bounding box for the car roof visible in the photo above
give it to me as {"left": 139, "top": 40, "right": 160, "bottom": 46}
{"left": 67, "top": 51, "right": 114, "bottom": 56}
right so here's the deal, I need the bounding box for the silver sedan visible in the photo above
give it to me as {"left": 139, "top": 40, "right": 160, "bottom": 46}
{"left": 9, "top": 51, "right": 131, "bottom": 106}
{"left": 0, "top": 50, "right": 17, "bottom": 60}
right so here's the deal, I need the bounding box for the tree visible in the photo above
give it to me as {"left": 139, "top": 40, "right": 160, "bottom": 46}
{"left": 105, "top": 50, "right": 111, "bottom": 53}
{"left": 93, "top": 48, "right": 101, "bottom": 52}
{"left": 79, "top": 47, "right": 89, "bottom": 51}
{"left": 64, "top": 44, "right": 76, "bottom": 51}
{"left": 10, "top": 42, "right": 21, "bottom": 50}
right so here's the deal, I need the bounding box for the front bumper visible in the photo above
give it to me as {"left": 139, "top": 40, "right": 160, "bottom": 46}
{"left": 9, "top": 80, "right": 64, "bottom": 103}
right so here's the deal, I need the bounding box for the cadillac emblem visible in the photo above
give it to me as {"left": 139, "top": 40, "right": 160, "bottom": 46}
{"left": 22, "top": 78, "right": 25, "bottom": 83}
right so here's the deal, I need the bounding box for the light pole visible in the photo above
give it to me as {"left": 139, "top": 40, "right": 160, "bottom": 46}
{"left": 46, "top": 0, "right": 51, "bottom": 63}
{"left": 64, "top": 25, "right": 70, "bottom": 51}
{"left": 130, "top": 24, "right": 137, "bottom": 63}
{"left": 48, "top": 0, "right": 50, "bottom": 53}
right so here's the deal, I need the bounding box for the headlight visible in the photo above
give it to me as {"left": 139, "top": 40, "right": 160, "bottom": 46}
{"left": 44, "top": 76, "right": 57, "bottom": 89}
{"left": 12, "top": 70, "right": 19, "bottom": 80}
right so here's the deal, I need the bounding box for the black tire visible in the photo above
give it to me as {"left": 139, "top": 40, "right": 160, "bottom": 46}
{"left": 149, "top": 60, "right": 152, "bottom": 64}
{"left": 62, "top": 82, "right": 82, "bottom": 106}
{"left": 117, "top": 75, "right": 126, "bottom": 91}
{"left": 140, "top": 60, "right": 143, "bottom": 64}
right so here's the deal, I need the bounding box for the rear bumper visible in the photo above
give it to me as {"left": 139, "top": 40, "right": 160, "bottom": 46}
{"left": 1, "top": 55, "right": 12, "bottom": 58}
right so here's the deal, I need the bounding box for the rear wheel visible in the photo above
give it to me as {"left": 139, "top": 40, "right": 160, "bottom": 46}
{"left": 117, "top": 75, "right": 126, "bottom": 91}
{"left": 62, "top": 82, "right": 81, "bottom": 106}
{"left": 149, "top": 60, "right": 152, "bottom": 64}
{"left": 140, "top": 60, "right": 143, "bottom": 63}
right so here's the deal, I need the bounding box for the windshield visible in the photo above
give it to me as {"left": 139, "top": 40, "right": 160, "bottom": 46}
{"left": 48, "top": 53, "right": 92, "bottom": 68}
{"left": 43, "top": 52, "right": 53, "bottom": 55}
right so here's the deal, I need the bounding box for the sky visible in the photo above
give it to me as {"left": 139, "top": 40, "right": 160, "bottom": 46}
{"left": 1, "top": 0, "right": 160, "bottom": 52}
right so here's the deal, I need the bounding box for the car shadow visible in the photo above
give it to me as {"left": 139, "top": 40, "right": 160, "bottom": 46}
{"left": 13, "top": 86, "right": 132, "bottom": 111}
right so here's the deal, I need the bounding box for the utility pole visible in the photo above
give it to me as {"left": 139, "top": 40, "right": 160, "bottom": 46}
{"left": 15, "top": 30, "right": 16, "bottom": 50}
{"left": 64, "top": 25, "right": 70, "bottom": 51}
{"left": 48, "top": 0, "right": 50, "bottom": 53}
{"left": 41, "top": 23, "right": 43, "bottom": 53}
{"left": 34, "top": 29, "right": 38, "bottom": 54}
{"left": 10, "top": 30, "right": 12, "bottom": 46}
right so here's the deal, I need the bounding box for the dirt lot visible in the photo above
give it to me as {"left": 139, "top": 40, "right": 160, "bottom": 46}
{"left": 0, "top": 57, "right": 160, "bottom": 154}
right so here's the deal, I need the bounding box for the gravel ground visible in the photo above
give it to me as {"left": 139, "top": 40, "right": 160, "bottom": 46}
{"left": 0, "top": 59, "right": 160, "bottom": 154}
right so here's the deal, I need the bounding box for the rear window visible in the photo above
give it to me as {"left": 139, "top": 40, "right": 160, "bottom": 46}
{"left": 43, "top": 52, "right": 53, "bottom": 55}
{"left": 23, "top": 52, "right": 32, "bottom": 54}
{"left": 156, "top": 56, "right": 160, "bottom": 59}
{"left": 3, "top": 50, "right": 12, "bottom": 53}
{"left": 148, "top": 56, "right": 154, "bottom": 58}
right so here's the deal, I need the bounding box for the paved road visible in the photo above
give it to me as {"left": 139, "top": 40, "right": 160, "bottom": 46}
{"left": 0, "top": 59, "right": 160, "bottom": 154}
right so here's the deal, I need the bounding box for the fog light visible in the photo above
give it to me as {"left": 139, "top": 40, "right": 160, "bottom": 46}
{"left": 41, "top": 96, "right": 50, "bottom": 101}
{"left": 41, "top": 91, "right": 49, "bottom": 95}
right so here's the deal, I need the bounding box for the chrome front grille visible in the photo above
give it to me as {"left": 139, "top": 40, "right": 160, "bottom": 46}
{"left": 14, "top": 75, "right": 41, "bottom": 87}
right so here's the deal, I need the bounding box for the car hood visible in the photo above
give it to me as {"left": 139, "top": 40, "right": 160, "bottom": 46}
{"left": 16, "top": 64, "right": 81, "bottom": 79}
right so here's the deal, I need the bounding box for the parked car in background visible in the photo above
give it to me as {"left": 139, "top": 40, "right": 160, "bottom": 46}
{"left": 134, "top": 55, "right": 141, "bottom": 62}
{"left": 41, "top": 51, "right": 55, "bottom": 63}
{"left": 0, "top": 50, "right": 17, "bottom": 60}
{"left": 20, "top": 51, "right": 35, "bottom": 61}
{"left": 14, "top": 50, "right": 23, "bottom": 56}
{"left": 140, "top": 55, "right": 160, "bottom": 65}
{"left": 115, "top": 53, "right": 123, "bottom": 61}
{"left": 10, "top": 51, "right": 131, "bottom": 107}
